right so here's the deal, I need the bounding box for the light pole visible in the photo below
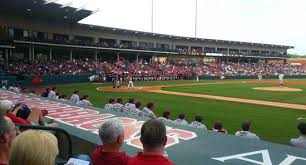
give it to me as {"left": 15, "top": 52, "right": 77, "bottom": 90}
{"left": 195, "top": 0, "right": 198, "bottom": 38}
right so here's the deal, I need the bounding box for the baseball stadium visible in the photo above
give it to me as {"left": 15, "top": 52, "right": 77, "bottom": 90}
{"left": 1, "top": 0, "right": 306, "bottom": 165}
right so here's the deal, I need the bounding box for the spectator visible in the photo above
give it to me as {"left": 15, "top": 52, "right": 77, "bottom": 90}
{"left": 0, "top": 100, "right": 57, "bottom": 127}
{"left": 189, "top": 115, "right": 207, "bottom": 129}
{"left": 109, "top": 98, "right": 124, "bottom": 112}
{"left": 29, "top": 89, "right": 37, "bottom": 96}
{"left": 123, "top": 97, "right": 136, "bottom": 114}
{"left": 41, "top": 88, "right": 51, "bottom": 97}
{"left": 128, "top": 119, "right": 175, "bottom": 165}
{"left": 290, "top": 122, "right": 306, "bottom": 148}
{"left": 77, "top": 95, "right": 93, "bottom": 106}
{"left": 143, "top": 102, "right": 156, "bottom": 119}
{"left": 174, "top": 113, "right": 188, "bottom": 125}
{"left": 130, "top": 101, "right": 146, "bottom": 118}
{"left": 0, "top": 116, "right": 17, "bottom": 165}
{"left": 59, "top": 94, "right": 68, "bottom": 101}
{"left": 70, "top": 90, "right": 80, "bottom": 104}
{"left": 158, "top": 111, "right": 173, "bottom": 123}
{"left": 47, "top": 87, "right": 57, "bottom": 99}
{"left": 92, "top": 119, "right": 130, "bottom": 165}
{"left": 105, "top": 98, "right": 115, "bottom": 110}
{"left": 210, "top": 121, "right": 227, "bottom": 133}
{"left": 235, "top": 121, "right": 260, "bottom": 140}
{"left": 9, "top": 130, "right": 59, "bottom": 165}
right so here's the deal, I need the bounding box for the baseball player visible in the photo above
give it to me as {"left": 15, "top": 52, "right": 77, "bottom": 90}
{"left": 127, "top": 75, "right": 134, "bottom": 88}
{"left": 278, "top": 73, "right": 284, "bottom": 87}
{"left": 258, "top": 73, "right": 263, "bottom": 81}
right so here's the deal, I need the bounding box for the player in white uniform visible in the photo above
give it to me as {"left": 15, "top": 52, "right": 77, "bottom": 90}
{"left": 174, "top": 113, "right": 188, "bottom": 125}
{"left": 278, "top": 73, "right": 284, "bottom": 87}
{"left": 189, "top": 115, "right": 207, "bottom": 130}
{"left": 123, "top": 98, "right": 136, "bottom": 114}
{"left": 143, "top": 102, "right": 156, "bottom": 119}
{"left": 290, "top": 122, "right": 306, "bottom": 148}
{"left": 258, "top": 73, "right": 263, "bottom": 81}
{"left": 235, "top": 121, "right": 260, "bottom": 140}
{"left": 157, "top": 111, "right": 173, "bottom": 123}
{"left": 127, "top": 76, "right": 134, "bottom": 88}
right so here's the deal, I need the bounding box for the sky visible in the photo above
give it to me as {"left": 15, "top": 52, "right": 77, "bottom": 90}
{"left": 56, "top": 0, "right": 306, "bottom": 55}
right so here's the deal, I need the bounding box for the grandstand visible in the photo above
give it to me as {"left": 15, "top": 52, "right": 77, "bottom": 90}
{"left": 0, "top": 0, "right": 294, "bottom": 65}
{"left": 1, "top": 1, "right": 306, "bottom": 165}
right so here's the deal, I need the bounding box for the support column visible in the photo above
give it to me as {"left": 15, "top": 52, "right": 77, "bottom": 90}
{"left": 226, "top": 58, "right": 229, "bottom": 63}
{"left": 202, "top": 46, "right": 204, "bottom": 52}
{"left": 32, "top": 45, "right": 35, "bottom": 60}
{"left": 70, "top": 48, "right": 73, "bottom": 62}
{"left": 117, "top": 52, "right": 120, "bottom": 61}
{"left": 238, "top": 58, "right": 240, "bottom": 64}
{"left": 94, "top": 50, "right": 98, "bottom": 62}
{"left": 49, "top": 48, "right": 53, "bottom": 61}
{"left": 248, "top": 58, "right": 251, "bottom": 63}
{"left": 227, "top": 48, "right": 229, "bottom": 55}
{"left": 215, "top": 47, "right": 217, "bottom": 52}
{"left": 29, "top": 46, "right": 32, "bottom": 61}
{"left": 5, "top": 49, "right": 9, "bottom": 63}
{"left": 136, "top": 53, "right": 139, "bottom": 62}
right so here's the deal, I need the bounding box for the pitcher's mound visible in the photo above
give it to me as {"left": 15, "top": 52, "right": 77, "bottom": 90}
{"left": 253, "top": 87, "right": 303, "bottom": 92}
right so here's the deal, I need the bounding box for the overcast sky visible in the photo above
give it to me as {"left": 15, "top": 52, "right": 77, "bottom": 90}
{"left": 57, "top": 0, "right": 306, "bottom": 55}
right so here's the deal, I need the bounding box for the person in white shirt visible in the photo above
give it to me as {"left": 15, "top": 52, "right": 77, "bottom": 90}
{"left": 47, "top": 87, "right": 57, "bottom": 99}
{"left": 210, "top": 121, "right": 227, "bottom": 133}
{"left": 189, "top": 115, "right": 207, "bottom": 130}
{"left": 127, "top": 76, "right": 134, "bottom": 88}
{"left": 70, "top": 90, "right": 80, "bottom": 104}
{"left": 290, "top": 122, "right": 306, "bottom": 148}
{"left": 143, "top": 101, "right": 156, "bottom": 119}
{"left": 174, "top": 113, "right": 188, "bottom": 125}
{"left": 77, "top": 95, "right": 93, "bottom": 106}
{"left": 235, "top": 121, "right": 260, "bottom": 140}
{"left": 123, "top": 98, "right": 136, "bottom": 114}
{"left": 157, "top": 111, "right": 173, "bottom": 123}
{"left": 109, "top": 98, "right": 124, "bottom": 112}
{"left": 104, "top": 98, "right": 115, "bottom": 110}
{"left": 130, "top": 101, "right": 147, "bottom": 118}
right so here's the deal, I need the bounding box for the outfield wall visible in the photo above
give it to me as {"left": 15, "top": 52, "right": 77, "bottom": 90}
{"left": 1, "top": 74, "right": 306, "bottom": 86}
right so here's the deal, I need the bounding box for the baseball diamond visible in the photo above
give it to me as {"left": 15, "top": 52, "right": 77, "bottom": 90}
{"left": 1, "top": 0, "right": 306, "bottom": 165}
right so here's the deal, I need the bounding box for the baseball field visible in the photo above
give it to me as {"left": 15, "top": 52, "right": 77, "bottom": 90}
{"left": 56, "top": 79, "right": 306, "bottom": 145}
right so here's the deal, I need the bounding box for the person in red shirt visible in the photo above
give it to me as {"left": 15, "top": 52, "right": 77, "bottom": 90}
{"left": 0, "top": 116, "right": 17, "bottom": 165}
{"left": 128, "top": 119, "right": 175, "bottom": 165}
{"left": 92, "top": 119, "right": 130, "bottom": 165}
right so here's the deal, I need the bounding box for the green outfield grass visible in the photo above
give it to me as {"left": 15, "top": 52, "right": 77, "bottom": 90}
{"left": 164, "top": 80, "right": 306, "bottom": 105}
{"left": 57, "top": 80, "right": 306, "bottom": 145}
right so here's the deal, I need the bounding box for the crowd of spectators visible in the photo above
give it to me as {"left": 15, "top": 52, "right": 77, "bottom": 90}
{"left": 1, "top": 59, "right": 305, "bottom": 78}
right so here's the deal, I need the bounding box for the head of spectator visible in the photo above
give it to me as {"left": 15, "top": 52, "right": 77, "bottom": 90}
{"left": 135, "top": 101, "right": 142, "bottom": 109}
{"left": 242, "top": 121, "right": 251, "bottom": 131}
{"left": 59, "top": 94, "right": 67, "bottom": 99}
{"left": 213, "top": 121, "right": 227, "bottom": 133}
{"left": 116, "top": 98, "right": 123, "bottom": 104}
{"left": 46, "top": 88, "right": 51, "bottom": 93}
{"left": 195, "top": 115, "right": 203, "bottom": 123}
{"left": 30, "top": 89, "right": 36, "bottom": 95}
{"left": 73, "top": 90, "right": 80, "bottom": 94}
{"left": 178, "top": 113, "right": 186, "bottom": 120}
{"left": 0, "top": 117, "right": 17, "bottom": 165}
{"left": 162, "top": 111, "right": 171, "bottom": 119}
{"left": 146, "top": 101, "right": 155, "bottom": 110}
{"left": 108, "top": 98, "right": 115, "bottom": 104}
{"left": 81, "top": 95, "right": 89, "bottom": 100}
{"left": 98, "top": 119, "right": 124, "bottom": 151}
{"left": 0, "top": 100, "right": 14, "bottom": 115}
{"left": 51, "top": 87, "right": 56, "bottom": 91}
{"left": 297, "top": 122, "right": 306, "bottom": 136}
{"left": 128, "top": 97, "right": 134, "bottom": 104}
{"left": 140, "top": 119, "right": 167, "bottom": 153}
{"left": 9, "top": 130, "right": 58, "bottom": 165}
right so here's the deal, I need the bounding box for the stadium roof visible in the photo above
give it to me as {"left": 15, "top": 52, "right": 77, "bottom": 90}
{"left": 78, "top": 24, "right": 294, "bottom": 49}
{"left": 0, "top": 0, "right": 97, "bottom": 23}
